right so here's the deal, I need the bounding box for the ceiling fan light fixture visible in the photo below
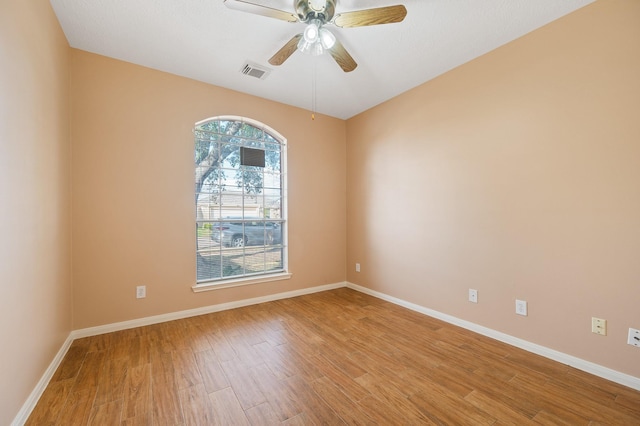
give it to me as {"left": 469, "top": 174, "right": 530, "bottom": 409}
{"left": 298, "top": 19, "right": 328, "bottom": 56}
{"left": 302, "top": 20, "right": 320, "bottom": 43}
{"left": 297, "top": 37, "right": 323, "bottom": 56}
{"left": 310, "top": 43, "right": 324, "bottom": 56}
{"left": 319, "top": 28, "right": 336, "bottom": 49}
{"left": 297, "top": 37, "right": 312, "bottom": 53}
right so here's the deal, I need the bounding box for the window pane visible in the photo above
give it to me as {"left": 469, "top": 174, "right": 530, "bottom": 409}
{"left": 263, "top": 172, "right": 281, "bottom": 190}
{"left": 218, "top": 120, "right": 235, "bottom": 134}
{"left": 238, "top": 123, "right": 262, "bottom": 139}
{"left": 218, "top": 192, "right": 243, "bottom": 219}
{"left": 219, "top": 143, "right": 241, "bottom": 170}
{"left": 195, "top": 139, "right": 218, "bottom": 162}
{"left": 264, "top": 196, "right": 282, "bottom": 218}
{"left": 197, "top": 250, "right": 222, "bottom": 281}
{"left": 265, "top": 150, "right": 281, "bottom": 172}
{"left": 195, "top": 164, "right": 211, "bottom": 181}
{"left": 242, "top": 194, "right": 260, "bottom": 212}
{"left": 239, "top": 169, "right": 264, "bottom": 194}
{"left": 266, "top": 222, "right": 282, "bottom": 244}
{"left": 196, "top": 222, "right": 216, "bottom": 250}
{"left": 244, "top": 247, "right": 265, "bottom": 274}
{"left": 211, "top": 221, "right": 241, "bottom": 247}
{"left": 264, "top": 142, "right": 280, "bottom": 152}
{"left": 265, "top": 248, "right": 283, "bottom": 272}
{"left": 222, "top": 249, "right": 244, "bottom": 277}
{"left": 196, "top": 121, "right": 220, "bottom": 133}
{"left": 243, "top": 138, "right": 267, "bottom": 150}
{"left": 263, "top": 187, "right": 281, "bottom": 199}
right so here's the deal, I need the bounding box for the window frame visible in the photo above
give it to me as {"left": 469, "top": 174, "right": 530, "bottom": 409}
{"left": 193, "top": 116, "right": 290, "bottom": 292}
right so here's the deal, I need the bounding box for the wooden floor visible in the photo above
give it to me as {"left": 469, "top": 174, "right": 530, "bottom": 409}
{"left": 27, "top": 288, "right": 640, "bottom": 425}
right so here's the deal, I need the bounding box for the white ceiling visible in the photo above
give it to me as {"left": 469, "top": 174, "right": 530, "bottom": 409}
{"left": 49, "top": 0, "right": 594, "bottom": 120}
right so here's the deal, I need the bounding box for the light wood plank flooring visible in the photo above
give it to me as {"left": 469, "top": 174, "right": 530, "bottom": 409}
{"left": 27, "top": 288, "right": 640, "bottom": 425}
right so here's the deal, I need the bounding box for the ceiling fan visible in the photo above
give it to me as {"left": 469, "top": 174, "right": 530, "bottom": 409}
{"left": 223, "top": 0, "right": 408, "bottom": 72}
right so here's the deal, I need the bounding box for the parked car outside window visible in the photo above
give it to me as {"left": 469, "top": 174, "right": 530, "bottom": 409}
{"left": 211, "top": 220, "right": 282, "bottom": 247}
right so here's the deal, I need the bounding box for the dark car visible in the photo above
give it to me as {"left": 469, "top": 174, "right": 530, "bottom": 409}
{"left": 211, "top": 220, "right": 282, "bottom": 247}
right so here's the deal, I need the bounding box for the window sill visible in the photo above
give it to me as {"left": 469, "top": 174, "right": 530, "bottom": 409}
{"left": 192, "top": 272, "right": 292, "bottom": 293}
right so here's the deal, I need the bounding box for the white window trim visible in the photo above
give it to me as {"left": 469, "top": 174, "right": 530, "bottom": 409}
{"left": 191, "top": 272, "right": 292, "bottom": 293}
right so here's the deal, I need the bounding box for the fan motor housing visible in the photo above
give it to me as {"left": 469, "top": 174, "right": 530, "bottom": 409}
{"left": 295, "top": 0, "right": 335, "bottom": 23}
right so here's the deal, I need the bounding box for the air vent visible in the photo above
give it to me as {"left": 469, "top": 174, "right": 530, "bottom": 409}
{"left": 240, "top": 61, "right": 271, "bottom": 80}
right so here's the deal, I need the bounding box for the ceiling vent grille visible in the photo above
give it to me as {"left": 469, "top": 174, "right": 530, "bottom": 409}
{"left": 240, "top": 61, "right": 271, "bottom": 80}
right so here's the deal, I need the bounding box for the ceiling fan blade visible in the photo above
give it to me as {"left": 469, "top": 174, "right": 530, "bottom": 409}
{"left": 269, "top": 34, "right": 303, "bottom": 66}
{"left": 223, "top": 0, "right": 298, "bottom": 23}
{"left": 329, "top": 39, "right": 357, "bottom": 72}
{"left": 333, "top": 5, "right": 407, "bottom": 28}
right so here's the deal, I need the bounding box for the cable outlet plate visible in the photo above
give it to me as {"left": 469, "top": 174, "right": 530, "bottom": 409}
{"left": 628, "top": 328, "right": 640, "bottom": 347}
{"left": 468, "top": 289, "right": 478, "bottom": 303}
{"left": 515, "top": 299, "right": 527, "bottom": 316}
{"left": 592, "top": 317, "right": 607, "bottom": 336}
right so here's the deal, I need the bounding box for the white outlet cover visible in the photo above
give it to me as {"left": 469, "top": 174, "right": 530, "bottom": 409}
{"left": 515, "top": 299, "right": 527, "bottom": 316}
{"left": 628, "top": 328, "right": 640, "bottom": 347}
{"left": 469, "top": 289, "right": 478, "bottom": 303}
{"left": 136, "top": 285, "right": 146, "bottom": 299}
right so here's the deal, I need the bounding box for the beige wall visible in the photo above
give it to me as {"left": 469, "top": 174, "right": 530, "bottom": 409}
{"left": 347, "top": 0, "right": 640, "bottom": 377}
{"left": 71, "top": 50, "right": 347, "bottom": 329}
{"left": 0, "top": 0, "right": 72, "bottom": 423}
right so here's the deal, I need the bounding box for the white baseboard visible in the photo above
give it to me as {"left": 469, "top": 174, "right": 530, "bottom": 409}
{"left": 346, "top": 281, "right": 640, "bottom": 391}
{"left": 12, "top": 334, "right": 74, "bottom": 426}
{"left": 71, "top": 281, "right": 347, "bottom": 339}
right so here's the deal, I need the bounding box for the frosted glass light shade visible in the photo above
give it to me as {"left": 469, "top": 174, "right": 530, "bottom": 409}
{"left": 303, "top": 21, "right": 319, "bottom": 43}
{"left": 319, "top": 28, "right": 336, "bottom": 49}
{"left": 298, "top": 21, "right": 334, "bottom": 56}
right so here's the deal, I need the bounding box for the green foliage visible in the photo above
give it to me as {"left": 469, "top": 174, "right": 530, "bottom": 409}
{"left": 196, "top": 227, "right": 211, "bottom": 237}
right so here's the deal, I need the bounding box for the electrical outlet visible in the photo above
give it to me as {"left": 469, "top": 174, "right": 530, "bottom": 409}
{"left": 468, "top": 289, "right": 478, "bottom": 303}
{"left": 592, "top": 317, "right": 607, "bottom": 336}
{"left": 515, "top": 299, "right": 527, "bottom": 316}
{"left": 355, "top": 263, "right": 360, "bottom": 272}
{"left": 628, "top": 328, "right": 640, "bottom": 347}
{"left": 136, "top": 285, "right": 146, "bottom": 299}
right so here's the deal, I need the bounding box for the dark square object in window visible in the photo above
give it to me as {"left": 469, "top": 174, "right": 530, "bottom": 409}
{"left": 241, "top": 147, "right": 265, "bottom": 167}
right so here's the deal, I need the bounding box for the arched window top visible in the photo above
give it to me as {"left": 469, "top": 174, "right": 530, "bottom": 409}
{"left": 195, "top": 116, "right": 286, "bottom": 146}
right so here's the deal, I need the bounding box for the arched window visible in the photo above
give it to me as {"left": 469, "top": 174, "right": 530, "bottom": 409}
{"left": 194, "top": 116, "right": 287, "bottom": 288}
